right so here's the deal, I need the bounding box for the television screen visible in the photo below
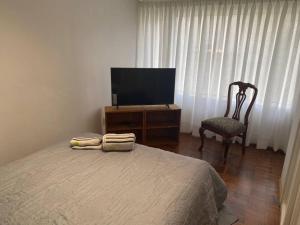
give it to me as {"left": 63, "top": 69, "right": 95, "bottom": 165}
{"left": 111, "top": 68, "right": 176, "bottom": 106}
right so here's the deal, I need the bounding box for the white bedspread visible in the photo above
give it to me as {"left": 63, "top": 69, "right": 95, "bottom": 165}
{"left": 0, "top": 134, "right": 227, "bottom": 225}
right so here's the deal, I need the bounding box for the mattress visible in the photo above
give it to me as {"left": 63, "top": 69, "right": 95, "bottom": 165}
{"left": 0, "top": 133, "right": 227, "bottom": 225}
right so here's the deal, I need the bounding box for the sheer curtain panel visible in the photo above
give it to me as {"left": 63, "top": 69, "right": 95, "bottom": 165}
{"left": 137, "top": 0, "right": 300, "bottom": 152}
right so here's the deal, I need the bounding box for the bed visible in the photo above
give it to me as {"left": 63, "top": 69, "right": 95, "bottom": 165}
{"left": 0, "top": 133, "right": 227, "bottom": 225}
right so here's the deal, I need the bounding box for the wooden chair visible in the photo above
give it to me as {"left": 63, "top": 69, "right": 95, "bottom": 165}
{"left": 199, "top": 81, "right": 258, "bottom": 162}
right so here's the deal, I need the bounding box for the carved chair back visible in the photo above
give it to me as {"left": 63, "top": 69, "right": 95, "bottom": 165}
{"left": 224, "top": 81, "right": 258, "bottom": 127}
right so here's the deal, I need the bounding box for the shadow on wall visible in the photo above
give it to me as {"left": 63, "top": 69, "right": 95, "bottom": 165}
{"left": 87, "top": 108, "right": 104, "bottom": 135}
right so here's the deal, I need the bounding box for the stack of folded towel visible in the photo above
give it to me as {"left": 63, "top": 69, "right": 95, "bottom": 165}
{"left": 70, "top": 137, "right": 102, "bottom": 150}
{"left": 102, "top": 133, "right": 136, "bottom": 152}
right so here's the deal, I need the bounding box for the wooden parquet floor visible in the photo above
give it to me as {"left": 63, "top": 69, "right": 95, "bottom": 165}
{"left": 160, "top": 134, "right": 285, "bottom": 225}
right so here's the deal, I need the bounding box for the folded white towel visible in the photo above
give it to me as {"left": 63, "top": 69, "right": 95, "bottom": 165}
{"left": 102, "top": 133, "right": 136, "bottom": 152}
{"left": 103, "top": 136, "right": 135, "bottom": 142}
{"left": 72, "top": 144, "right": 102, "bottom": 150}
{"left": 70, "top": 137, "right": 101, "bottom": 147}
{"left": 102, "top": 142, "right": 135, "bottom": 152}
{"left": 104, "top": 138, "right": 135, "bottom": 143}
{"left": 103, "top": 133, "right": 136, "bottom": 139}
{"left": 103, "top": 133, "right": 135, "bottom": 141}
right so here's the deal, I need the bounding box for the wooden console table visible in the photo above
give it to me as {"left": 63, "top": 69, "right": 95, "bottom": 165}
{"left": 104, "top": 105, "right": 181, "bottom": 149}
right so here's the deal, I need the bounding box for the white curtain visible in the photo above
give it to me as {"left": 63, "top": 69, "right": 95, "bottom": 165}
{"left": 137, "top": 0, "right": 300, "bottom": 152}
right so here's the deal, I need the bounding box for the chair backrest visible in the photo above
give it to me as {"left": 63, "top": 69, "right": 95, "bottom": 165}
{"left": 224, "top": 81, "right": 258, "bottom": 126}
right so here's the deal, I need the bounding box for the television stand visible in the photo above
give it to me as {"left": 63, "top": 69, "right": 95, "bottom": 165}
{"left": 105, "top": 104, "right": 181, "bottom": 151}
{"left": 114, "top": 104, "right": 171, "bottom": 110}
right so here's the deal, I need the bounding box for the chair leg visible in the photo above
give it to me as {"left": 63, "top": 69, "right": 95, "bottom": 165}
{"left": 223, "top": 138, "right": 231, "bottom": 163}
{"left": 198, "top": 127, "right": 205, "bottom": 152}
{"left": 242, "top": 132, "right": 246, "bottom": 155}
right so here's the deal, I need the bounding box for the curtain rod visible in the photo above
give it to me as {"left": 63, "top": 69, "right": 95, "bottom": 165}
{"left": 138, "top": 0, "right": 295, "bottom": 2}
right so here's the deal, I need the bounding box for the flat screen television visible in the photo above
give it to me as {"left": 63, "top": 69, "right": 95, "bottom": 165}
{"left": 111, "top": 68, "right": 176, "bottom": 106}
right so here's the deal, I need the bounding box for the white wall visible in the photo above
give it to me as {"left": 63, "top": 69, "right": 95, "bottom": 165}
{"left": 281, "top": 92, "right": 300, "bottom": 190}
{"left": 280, "top": 120, "right": 300, "bottom": 225}
{"left": 0, "top": 0, "right": 137, "bottom": 165}
{"left": 280, "top": 93, "right": 300, "bottom": 225}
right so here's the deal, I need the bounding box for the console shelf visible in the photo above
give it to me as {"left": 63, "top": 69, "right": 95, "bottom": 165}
{"left": 105, "top": 105, "right": 181, "bottom": 150}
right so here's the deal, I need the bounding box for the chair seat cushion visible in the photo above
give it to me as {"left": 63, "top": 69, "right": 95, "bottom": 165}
{"left": 202, "top": 117, "right": 246, "bottom": 136}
